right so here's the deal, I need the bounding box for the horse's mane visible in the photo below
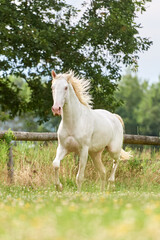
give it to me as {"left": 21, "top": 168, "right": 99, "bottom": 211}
{"left": 54, "top": 71, "right": 93, "bottom": 108}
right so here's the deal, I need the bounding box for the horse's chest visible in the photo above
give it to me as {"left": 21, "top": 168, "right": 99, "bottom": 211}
{"left": 63, "top": 136, "right": 79, "bottom": 152}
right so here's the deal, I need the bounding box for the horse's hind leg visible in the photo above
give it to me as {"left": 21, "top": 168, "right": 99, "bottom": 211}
{"left": 108, "top": 159, "right": 119, "bottom": 189}
{"left": 90, "top": 150, "right": 106, "bottom": 191}
{"left": 107, "top": 151, "right": 120, "bottom": 190}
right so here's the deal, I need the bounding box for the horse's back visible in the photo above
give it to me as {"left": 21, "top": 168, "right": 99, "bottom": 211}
{"left": 92, "top": 109, "right": 122, "bottom": 130}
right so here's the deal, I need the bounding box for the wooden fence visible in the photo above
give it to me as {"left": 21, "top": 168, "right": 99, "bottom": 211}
{"left": 1, "top": 131, "right": 160, "bottom": 145}
{"left": 1, "top": 131, "right": 160, "bottom": 183}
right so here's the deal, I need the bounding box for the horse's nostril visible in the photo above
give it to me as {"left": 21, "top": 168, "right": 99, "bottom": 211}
{"left": 52, "top": 105, "right": 61, "bottom": 115}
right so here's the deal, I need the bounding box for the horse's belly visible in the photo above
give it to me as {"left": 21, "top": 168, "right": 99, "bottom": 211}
{"left": 89, "top": 122, "right": 113, "bottom": 152}
{"left": 89, "top": 134, "right": 110, "bottom": 152}
{"left": 64, "top": 136, "right": 79, "bottom": 152}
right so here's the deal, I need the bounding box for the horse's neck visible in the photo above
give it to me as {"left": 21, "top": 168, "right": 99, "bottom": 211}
{"left": 62, "top": 84, "right": 82, "bottom": 130}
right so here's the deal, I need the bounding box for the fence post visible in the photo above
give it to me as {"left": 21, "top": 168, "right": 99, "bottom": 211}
{"left": 7, "top": 143, "right": 14, "bottom": 183}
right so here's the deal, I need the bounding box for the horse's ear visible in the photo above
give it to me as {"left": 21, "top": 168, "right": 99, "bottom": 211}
{"left": 51, "top": 70, "right": 56, "bottom": 78}
{"left": 67, "top": 70, "right": 74, "bottom": 82}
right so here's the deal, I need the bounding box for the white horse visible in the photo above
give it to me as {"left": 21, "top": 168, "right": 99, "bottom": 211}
{"left": 51, "top": 70, "right": 130, "bottom": 191}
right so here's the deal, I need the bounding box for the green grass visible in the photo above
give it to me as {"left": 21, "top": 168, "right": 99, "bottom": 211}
{"left": 1, "top": 142, "right": 160, "bottom": 239}
{"left": 1, "top": 185, "right": 160, "bottom": 240}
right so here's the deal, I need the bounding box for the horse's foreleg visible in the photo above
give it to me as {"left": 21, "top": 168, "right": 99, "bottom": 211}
{"left": 53, "top": 144, "right": 67, "bottom": 191}
{"left": 76, "top": 146, "right": 89, "bottom": 192}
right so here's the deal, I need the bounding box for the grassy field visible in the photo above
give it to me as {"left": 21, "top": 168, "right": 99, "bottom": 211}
{"left": 1, "top": 142, "right": 160, "bottom": 240}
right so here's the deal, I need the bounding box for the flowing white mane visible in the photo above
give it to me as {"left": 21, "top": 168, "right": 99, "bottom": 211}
{"left": 54, "top": 71, "right": 93, "bottom": 108}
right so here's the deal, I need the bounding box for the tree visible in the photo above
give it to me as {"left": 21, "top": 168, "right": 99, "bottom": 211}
{"left": 0, "top": 76, "right": 60, "bottom": 131}
{"left": 136, "top": 79, "right": 160, "bottom": 136}
{"left": 115, "top": 73, "right": 144, "bottom": 134}
{"left": 116, "top": 73, "right": 160, "bottom": 136}
{"left": 0, "top": 0, "right": 152, "bottom": 122}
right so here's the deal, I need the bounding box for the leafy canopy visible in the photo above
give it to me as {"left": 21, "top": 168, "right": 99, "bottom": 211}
{"left": 0, "top": 0, "right": 152, "bottom": 122}
{"left": 116, "top": 73, "right": 160, "bottom": 136}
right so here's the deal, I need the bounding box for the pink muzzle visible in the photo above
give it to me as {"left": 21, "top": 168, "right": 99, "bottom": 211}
{"left": 51, "top": 105, "right": 62, "bottom": 116}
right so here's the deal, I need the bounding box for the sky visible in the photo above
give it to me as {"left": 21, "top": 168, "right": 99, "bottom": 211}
{"left": 136, "top": 0, "right": 160, "bottom": 83}
{"left": 66, "top": 0, "right": 160, "bottom": 84}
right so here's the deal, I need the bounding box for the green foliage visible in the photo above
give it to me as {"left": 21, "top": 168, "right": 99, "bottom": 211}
{"left": 0, "top": 129, "right": 14, "bottom": 166}
{"left": 0, "top": 140, "right": 8, "bottom": 167}
{"left": 0, "top": 0, "right": 152, "bottom": 121}
{"left": 2, "top": 128, "right": 15, "bottom": 145}
{"left": 115, "top": 73, "right": 144, "bottom": 134}
{"left": 116, "top": 73, "right": 160, "bottom": 136}
{"left": 137, "top": 80, "right": 160, "bottom": 136}
{"left": 0, "top": 77, "right": 27, "bottom": 118}
{"left": 0, "top": 75, "right": 30, "bottom": 120}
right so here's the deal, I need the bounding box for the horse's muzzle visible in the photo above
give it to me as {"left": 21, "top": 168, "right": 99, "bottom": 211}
{"left": 51, "top": 106, "right": 62, "bottom": 116}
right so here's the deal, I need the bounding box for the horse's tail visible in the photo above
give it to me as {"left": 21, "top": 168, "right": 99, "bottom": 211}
{"left": 114, "top": 114, "right": 132, "bottom": 160}
{"left": 120, "top": 149, "right": 132, "bottom": 161}
{"left": 114, "top": 114, "right": 124, "bottom": 128}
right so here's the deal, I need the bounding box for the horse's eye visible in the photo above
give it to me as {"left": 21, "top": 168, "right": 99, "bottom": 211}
{"left": 65, "top": 86, "right": 68, "bottom": 90}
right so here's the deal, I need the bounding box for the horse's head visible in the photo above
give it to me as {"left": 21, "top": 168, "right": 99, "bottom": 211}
{"left": 51, "top": 70, "right": 69, "bottom": 116}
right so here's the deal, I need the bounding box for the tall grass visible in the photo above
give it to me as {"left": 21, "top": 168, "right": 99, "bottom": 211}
{"left": 0, "top": 140, "right": 9, "bottom": 166}
{"left": 1, "top": 141, "right": 160, "bottom": 190}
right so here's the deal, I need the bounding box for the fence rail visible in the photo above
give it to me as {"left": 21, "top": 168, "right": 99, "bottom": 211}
{"left": 0, "top": 131, "right": 57, "bottom": 141}
{"left": 124, "top": 134, "right": 160, "bottom": 146}
{"left": 1, "top": 131, "right": 160, "bottom": 146}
